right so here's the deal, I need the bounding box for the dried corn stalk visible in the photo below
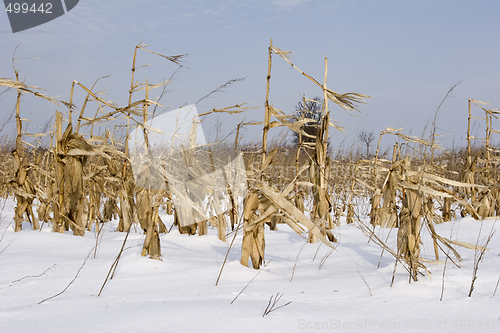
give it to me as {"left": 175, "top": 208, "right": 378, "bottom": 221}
{"left": 397, "top": 162, "right": 423, "bottom": 281}
{"left": 55, "top": 122, "right": 108, "bottom": 236}
{"left": 137, "top": 188, "right": 163, "bottom": 258}
{"left": 241, "top": 192, "right": 265, "bottom": 269}
{"left": 10, "top": 149, "right": 39, "bottom": 231}
{"left": 371, "top": 153, "right": 400, "bottom": 228}
{"left": 442, "top": 197, "right": 454, "bottom": 222}
{"left": 116, "top": 162, "right": 136, "bottom": 232}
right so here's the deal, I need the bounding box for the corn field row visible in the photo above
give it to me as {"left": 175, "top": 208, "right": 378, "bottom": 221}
{"left": 1, "top": 41, "right": 499, "bottom": 284}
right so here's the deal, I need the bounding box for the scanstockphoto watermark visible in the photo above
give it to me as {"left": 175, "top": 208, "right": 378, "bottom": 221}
{"left": 297, "top": 318, "right": 499, "bottom": 330}
{"left": 3, "top": 0, "right": 79, "bottom": 33}
{"left": 128, "top": 105, "right": 248, "bottom": 228}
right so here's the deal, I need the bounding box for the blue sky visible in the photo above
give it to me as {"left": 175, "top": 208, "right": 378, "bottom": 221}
{"left": 1, "top": 0, "right": 499, "bottom": 149}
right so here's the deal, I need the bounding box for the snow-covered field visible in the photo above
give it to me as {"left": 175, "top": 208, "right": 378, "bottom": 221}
{"left": 0, "top": 198, "right": 499, "bottom": 333}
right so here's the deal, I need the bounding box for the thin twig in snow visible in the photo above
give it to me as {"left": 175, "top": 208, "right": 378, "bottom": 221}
{"left": 440, "top": 251, "right": 449, "bottom": 301}
{"left": 493, "top": 276, "right": 500, "bottom": 297}
{"left": 38, "top": 248, "right": 94, "bottom": 305}
{"left": 98, "top": 227, "right": 132, "bottom": 296}
{"left": 231, "top": 260, "right": 271, "bottom": 304}
{"left": 290, "top": 242, "right": 306, "bottom": 282}
{"left": 1, "top": 264, "right": 59, "bottom": 290}
{"left": 377, "top": 226, "right": 395, "bottom": 269}
{"left": 312, "top": 242, "right": 322, "bottom": 261}
{"left": 0, "top": 239, "right": 14, "bottom": 255}
{"left": 94, "top": 219, "right": 105, "bottom": 259}
{"left": 262, "top": 292, "right": 292, "bottom": 317}
{"left": 216, "top": 215, "right": 243, "bottom": 286}
{"left": 441, "top": 218, "right": 458, "bottom": 301}
{"left": 357, "top": 267, "right": 372, "bottom": 296}
{"left": 319, "top": 248, "right": 334, "bottom": 270}
{"left": 468, "top": 222, "right": 495, "bottom": 297}
{"left": 0, "top": 221, "right": 12, "bottom": 245}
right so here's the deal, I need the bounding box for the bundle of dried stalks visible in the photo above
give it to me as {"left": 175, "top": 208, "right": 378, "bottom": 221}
{"left": 53, "top": 120, "right": 115, "bottom": 236}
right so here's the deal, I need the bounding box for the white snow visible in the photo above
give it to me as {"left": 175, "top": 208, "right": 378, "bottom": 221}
{"left": 0, "top": 198, "right": 499, "bottom": 333}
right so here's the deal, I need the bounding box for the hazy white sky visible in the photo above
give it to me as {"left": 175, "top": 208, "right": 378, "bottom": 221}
{"left": 1, "top": 0, "right": 499, "bottom": 149}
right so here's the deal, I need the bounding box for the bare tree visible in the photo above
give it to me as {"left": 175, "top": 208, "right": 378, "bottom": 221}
{"left": 291, "top": 96, "right": 322, "bottom": 146}
{"left": 359, "top": 130, "right": 375, "bottom": 158}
